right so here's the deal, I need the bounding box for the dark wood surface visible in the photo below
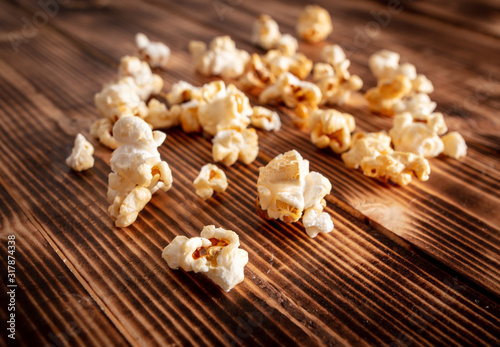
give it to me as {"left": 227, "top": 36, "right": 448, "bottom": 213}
{"left": 0, "top": 0, "right": 499, "bottom": 345}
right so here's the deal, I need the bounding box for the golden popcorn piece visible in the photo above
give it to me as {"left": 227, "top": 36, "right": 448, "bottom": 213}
{"left": 309, "top": 109, "right": 356, "bottom": 154}
{"left": 193, "top": 164, "right": 228, "bottom": 200}
{"left": 90, "top": 118, "right": 120, "bottom": 150}
{"left": 251, "top": 14, "right": 281, "bottom": 50}
{"left": 212, "top": 128, "right": 259, "bottom": 166}
{"left": 135, "top": 33, "right": 170, "bottom": 69}
{"left": 365, "top": 74, "right": 413, "bottom": 116}
{"left": 239, "top": 53, "right": 276, "bottom": 93}
{"left": 189, "top": 35, "right": 250, "bottom": 79}
{"left": 250, "top": 106, "right": 281, "bottom": 131}
{"left": 145, "top": 99, "right": 180, "bottom": 130}
{"left": 107, "top": 117, "right": 173, "bottom": 227}
{"left": 166, "top": 80, "right": 202, "bottom": 106}
{"left": 66, "top": 133, "right": 94, "bottom": 172}
{"left": 341, "top": 131, "right": 393, "bottom": 169}
{"left": 259, "top": 72, "right": 322, "bottom": 108}
{"left": 360, "top": 151, "right": 430, "bottom": 186}
{"left": 262, "top": 49, "right": 313, "bottom": 80}
{"left": 256, "top": 150, "right": 334, "bottom": 237}
{"left": 118, "top": 56, "right": 163, "bottom": 101}
{"left": 296, "top": 5, "right": 333, "bottom": 43}
{"left": 389, "top": 113, "right": 444, "bottom": 158}
{"left": 162, "top": 225, "right": 248, "bottom": 292}
{"left": 442, "top": 131, "right": 467, "bottom": 159}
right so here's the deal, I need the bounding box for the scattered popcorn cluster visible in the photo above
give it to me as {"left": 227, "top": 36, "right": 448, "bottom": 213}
{"left": 256, "top": 150, "right": 334, "bottom": 238}
{"left": 64, "top": 4, "right": 469, "bottom": 292}
{"left": 162, "top": 225, "right": 248, "bottom": 292}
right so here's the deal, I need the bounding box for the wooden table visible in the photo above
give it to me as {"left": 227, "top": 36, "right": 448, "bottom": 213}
{"left": 1, "top": 0, "right": 499, "bottom": 345}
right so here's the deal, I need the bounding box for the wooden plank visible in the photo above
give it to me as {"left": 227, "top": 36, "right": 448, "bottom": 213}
{"left": 0, "top": 23, "right": 499, "bottom": 347}
{"left": 0, "top": 184, "right": 130, "bottom": 346}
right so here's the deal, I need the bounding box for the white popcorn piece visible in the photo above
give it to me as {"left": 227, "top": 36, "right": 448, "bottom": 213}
{"left": 107, "top": 117, "right": 173, "bottom": 227}
{"left": 442, "top": 131, "right": 467, "bottom": 159}
{"left": 198, "top": 84, "right": 252, "bottom": 136}
{"left": 252, "top": 14, "right": 282, "bottom": 50}
{"left": 189, "top": 36, "right": 250, "bottom": 79}
{"left": 166, "top": 80, "right": 202, "bottom": 106}
{"left": 341, "top": 131, "right": 393, "bottom": 169}
{"left": 360, "top": 151, "right": 430, "bottom": 186}
{"left": 262, "top": 49, "right": 313, "bottom": 80}
{"left": 296, "top": 5, "right": 333, "bottom": 43}
{"left": 393, "top": 93, "right": 437, "bottom": 121}
{"left": 259, "top": 72, "right": 322, "bottom": 108}
{"left": 239, "top": 53, "right": 276, "bottom": 92}
{"left": 145, "top": 99, "right": 180, "bottom": 129}
{"left": 66, "top": 133, "right": 94, "bottom": 171}
{"left": 276, "top": 34, "right": 298, "bottom": 56}
{"left": 369, "top": 50, "right": 401, "bottom": 80}
{"left": 250, "top": 106, "right": 281, "bottom": 131}
{"left": 136, "top": 33, "right": 171, "bottom": 69}
{"left": 162, "top": 225, "right": 248, "bottom": 292}
{"left": 309, "top": 109, "right": 356, "bottom": 154}
{"left": 90, "top": 118, "right": 120, "bottom": 150}
{"left": 256, "top": 150, "right": 333, "bottom": 237}
{"left": 212, "top": 128, "right": 259, "bottom": 166}
{"left": 94, "top": 77, "right": 149, "bottom": 121}
{"left": 193, "top": 164, "right": 228, "bottom": 200}
{"left": 118, "top": 56, "right": 163, "bottom": 101}
{"left": 314, "top": 45, "right": 363, "bottom": 106}
{"left": 390, "top": 113, "right": 444, "bottom": 158}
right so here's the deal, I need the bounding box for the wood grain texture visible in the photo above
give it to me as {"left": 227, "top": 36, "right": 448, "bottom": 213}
{"left": 0, "top": 0, "right": 499, "bottom": 346}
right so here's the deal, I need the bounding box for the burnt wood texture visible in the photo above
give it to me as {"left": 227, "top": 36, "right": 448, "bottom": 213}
{"left": 0, "top": 0, "right": 499, "bottom": 346}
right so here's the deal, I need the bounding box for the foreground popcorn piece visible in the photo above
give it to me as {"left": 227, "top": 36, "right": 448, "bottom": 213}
{"left": 118, "top": 56, "right": 163, "bottom": 100}
{"left": 365, "top": 74, "right": 413, "bottom": 116}
{"left": 256, "top": 150, "right": 333, "bottom": 237}
{"left": 250, "top": 106, "right": 281, "bottom": 131}
{"left": 314, "top": 45, "right": 363, "bottom": 106}
{"left": 66, "top": 133, "right": 94, "bottom": 171}
{"left": 193, "top": 164, "right": 228, "bottom": 200}
{"left": 213, "top": 128, "right": 259, "bottom": 166}
{"left": 136, "top": 33, "right": 170, "bottom": 69}
{"left": 107, "top": 117, "right": 173, "bottom": 227}
{"left": 296, "top": 5, "right": 332, "bottom": 43}
{"left": 360, "top": 152, "right": 430, "bottom": 186}
{"left": 162, "top": 225, "right": 248, "bottom": 292}
{"left": 309, "top": 109, "right": 356, "bottom": 154}
{"left": 259, "top": 72, "right": 322, "bottom": 108}
{"left": 390, "top": 113, "right": 444, "bottom": 158}
{"left": 442, "top": 131, "right": 467, "bottom": 159}
{"left": 341, "top": 131, "right": 393, "bottom": 169}
{"left": 189, "top": 36, "right": 250, "bottom": 79}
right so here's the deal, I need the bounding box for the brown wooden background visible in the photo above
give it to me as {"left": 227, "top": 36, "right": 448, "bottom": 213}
{"left": 0, "top": 0, "right": 499, "bottom": 345}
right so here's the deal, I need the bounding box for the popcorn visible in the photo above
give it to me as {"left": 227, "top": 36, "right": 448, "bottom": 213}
{"left": 389, "top": 113, "right": 444, "bottom": 157}
{"left": 259, "top": 72, "right": 322, "bottom": 108}
{"left": 393, "top": 93, "right": 437, "bottom": 121}
{"left": 309, "top": 109, "right": 356, "bottom": 154}
{"left": 189, "top": 36, "right": 250, "bottom": 79}
{"left": 365, "top": 74, "right": 413, "bottom": 116}
{"left": 296, "top": 5, "right": 333, "bottom": 43}
{"left": 66, "top": 133, "right": 94, "bottom": 171}
{"left": 262, "top": 49, "right": 313, "bottom": 80}
{"left": 369, "top": 50, "right": 401, "bottom": 80}
{"left": 313, "top": 45, "right": 363, "bottom": 106}
{"left": 162, "top": 225, "right": 248, "bottom": 292}
{"left": 442, "top": 131, "right": 467, "bottom": 159}
{"left": 239, "top": 53, "right": 275, "bottom": 92}
{"left": 252, "top": 14, "right": 281, "bottom": 50}
{"left": 341, "top": 131, "right": 393, "bottom": 169}
{"left": 166, "top": 80, "right": 202, "bottom": 106}
{"left": 90, "top": 118, "right": 120, "bottom": 150}
{"left": 212, "top": 128, "right": 259, "bottom": 166}
{"left": 118, "top": 56, "right": 163, "bottom": 100}
{"left": 360, "top": 152, "right": 430, "bottom": 186}
{"left": 107, "top": 117, "right": 173, "bottom": 227}
{"left": 174, "top": 100, "right": 203, "bottom": 133}
{"left": 145, "top": 99, "right": 180, "bottom": 129}
{"left": 198, "top": 84, "right": 252, "bottom": 136}
{"left": 193, "top": 164, "right": 228, "bottom": 200}
{"left": 250, "top": 106, "right": 281, "bottom": 131}
{"left": 256, "top": 150, "right": 333, "bottom": 237}
{"left": 135, "top": 33, "right": 170, "bottom": 69}
{"left": 276, "top": 34, "right": 298, "bottom": 56}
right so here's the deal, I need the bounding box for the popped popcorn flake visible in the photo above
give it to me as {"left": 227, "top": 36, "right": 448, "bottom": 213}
{"left": 189, "top": 35, "right": 250, "bottom": 79}
{"left": 145, "top": 98, "right": 180, "bottom": 129}
{"left": 162, "top": 225, "right": 248, "bottom": 292}
{"left": 309, "top": 108, "right": 356, "bottom": 154}
{"left": 262, "top": 49, "right": 313, "bottom": 80}
{"left": 252, "top": 14, "right": 282, "bottom": 50}
{"left": 118, "top": 56, "right": 163, "bottom": 101}
{"left": 136, "top": 33, "right": 171, "bottom": 69}
{"left": 193, "top": 164, "right": 228, "bottom": 200}
{"left": 341, "top": 131, "right": 393, "bottom": 169}
{"left": 250, "top": 106, "right": 281, "bottom": 131}
{"left": 441, "top": 131, "right": 467, "bottom": 159}
{"left": 212, "top": 128, "right": 259, "bottom": 166}
{"left": 66, "top": 133, "right": 94, "bottom": 171}
{"left": 256, "top": 150, "right": 333, "bottom": 237}
{"left": 296, "top": 5, "right": 333, "bottom": 43}
{"left": 239, "top": 53, "right": 276, "bottom": 92}
{"left": 107, "top": 116, "right": 173, "bottom": 227}
{"left": 259, "top": 72, "right": 322, "bottom": 108}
